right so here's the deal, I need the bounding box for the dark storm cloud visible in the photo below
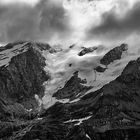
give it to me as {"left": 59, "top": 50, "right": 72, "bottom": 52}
{"left": 0, "top": 0, "right": 70, "bottom": 43}
{"left": 0, "top": 6, "right": 40, "bottom": 42}
{"left": 39, "top": 0, "right": 70, "bottom": 40}
{"left": 87, "top": 2, "right": 140, "bottom": 40}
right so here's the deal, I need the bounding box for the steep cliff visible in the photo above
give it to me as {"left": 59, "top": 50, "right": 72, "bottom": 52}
{"left": 0, "top": 41, "right": 51, "bottom": 121}
{"left": 53, "top": 71, "right": 92, "bottom": 100}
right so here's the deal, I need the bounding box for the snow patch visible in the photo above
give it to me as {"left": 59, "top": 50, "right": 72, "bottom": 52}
{"left": 64, "top": 116, "right": 92, "bottom": 125}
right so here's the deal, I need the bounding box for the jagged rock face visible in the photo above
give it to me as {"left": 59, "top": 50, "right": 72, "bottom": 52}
{"left": 104, "top": 57, "right": 140, "bottom": 105}
{"left": 94, "top": 43, "right": 128, "bottom": 73}
{"left": 100, "top": 43, "right": 128, "bottom": 66}
{"left": 53, "top": 71, "right": 92, "bottom": 100}
{"left": 78, "top": 47, "right": 98, "bottom": 56}
{"left": 121, "top": 57, "right": 140, "bottom": 81}
{"left": 0, "top": 42, "right": 50, "bottom": 121}
{"left": 0, "top": 41, "right": 27, "bottom": 52}
{"left": 94, "top": 66, "right": 107, "bottom": 72}
{"left": 35, "top": 42, "right": 56, "bottom": 53}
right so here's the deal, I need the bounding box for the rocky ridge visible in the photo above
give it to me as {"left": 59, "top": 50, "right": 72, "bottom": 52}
{"left": 100, "top": 43, "right": 128, "bottom": 66}
{"left": 0, "top": 41, "right": 52, "bottom": 121}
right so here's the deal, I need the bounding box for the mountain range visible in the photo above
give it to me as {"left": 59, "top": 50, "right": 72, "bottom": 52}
{"left": 0, "top": 41, "right": 140, "bottom": 140}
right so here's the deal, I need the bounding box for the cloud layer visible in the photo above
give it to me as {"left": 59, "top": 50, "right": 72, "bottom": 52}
{"left": 87, "top": 0, "right": 140, "bottom": 41}
{"left": 0, "top": 0, "right": 140, "bottom": 45}
{"left": 0, "top": 0, "right": 40, "bottom": 6}
{"left": 0, "top": 0, "right": 70, "bottom": 43}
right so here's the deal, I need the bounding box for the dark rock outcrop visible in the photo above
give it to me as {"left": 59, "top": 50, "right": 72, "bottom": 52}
{"left": 53, "top": 71, "right": 92, "bottom": 100}
{"left": 78, "top": 47, "right": 98, "bottom": 56}
{"left": 94, "top": 66, "right": 107, "bottom": 73}
{"left": 36, "top": 42, "right": 56, "bottom": 53}
{"left": 100, "top": 43, "right": 128, "bottom": 66}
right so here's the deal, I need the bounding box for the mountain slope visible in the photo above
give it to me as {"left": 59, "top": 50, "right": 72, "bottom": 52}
{"left": 0, "top": 41, "right": 52, "bottom": 122}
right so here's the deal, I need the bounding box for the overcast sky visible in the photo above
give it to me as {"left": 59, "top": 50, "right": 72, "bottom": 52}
{"left": 0, "top": 0, "right": 140, "bottom": 45}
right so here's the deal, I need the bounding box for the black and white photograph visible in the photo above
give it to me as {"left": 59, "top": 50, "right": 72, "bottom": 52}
{"left": 0, "top": 0, "right": 140, "bottom": 139}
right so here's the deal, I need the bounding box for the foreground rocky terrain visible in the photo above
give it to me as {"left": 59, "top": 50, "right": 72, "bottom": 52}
{"left": 0, "top": 41, "right": 140, "bottom": 140}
